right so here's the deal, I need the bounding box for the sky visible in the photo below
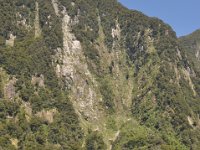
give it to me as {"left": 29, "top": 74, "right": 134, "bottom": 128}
{"left": 119, "top": 0, "right": 200, "bottom": 37}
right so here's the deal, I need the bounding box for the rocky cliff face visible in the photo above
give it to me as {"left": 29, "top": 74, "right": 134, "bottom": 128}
{"left": 0, "top": 0, "right": 200, "bottom": 149}
{"left": 54, "top": 5, "right": 101, "bottom": 121}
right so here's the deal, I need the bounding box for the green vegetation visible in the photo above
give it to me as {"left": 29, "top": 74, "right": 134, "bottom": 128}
{"left": 0, "top": 1, "right": 83, "bottom": 149}
{"left": 179, "top": 30, "right": 200, "bottom": 97}
{"left": 0, "top": 0, "right": 199, "bottom": 149}
{"left": 86, "top": 131, "right": 107, "bottom": 150}
{"left": 112, "top": 120, "right": 188, "bottom": 150}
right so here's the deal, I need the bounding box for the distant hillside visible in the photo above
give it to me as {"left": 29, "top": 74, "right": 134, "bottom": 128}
{"left": 179, "top": 30, "right": 200, "bottom": 72}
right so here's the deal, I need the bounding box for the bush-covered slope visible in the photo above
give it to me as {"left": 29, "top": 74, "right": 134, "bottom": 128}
{"left": 0, "top": 0, "right": 199, "bottom": 149}
{"left": 179, "top": 29, "right": 200, "bottom": 72}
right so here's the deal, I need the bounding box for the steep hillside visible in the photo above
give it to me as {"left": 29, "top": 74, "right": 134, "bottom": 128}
{"left": 179, "top": 29, "right": 200, "bottom": 72}
{"left": 0, "top": 0, "right": 199, "bottom": 149}
{"left": 179, "top": 30, "right": 200, "bottom": 118}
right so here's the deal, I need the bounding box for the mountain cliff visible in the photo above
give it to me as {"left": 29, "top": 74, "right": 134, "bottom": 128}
{"left": 0, "top": 0, "right": 199, "bottom": 149}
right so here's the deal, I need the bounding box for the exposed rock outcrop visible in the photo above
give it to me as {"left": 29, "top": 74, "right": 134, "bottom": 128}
{"left": 10, "top": 138, "right": 18, "bottom": 149}
{"left": 53, "top": 5, "right": 102, "bottom": 123}
{"left": 36, "top": 108, "right": 57, "bottom": 123}
{"left": 182, "top": 68, "right": 197, "bottom": 96}
{"left": 196, "top": 49, "right": 200, "bottom": 60}
{"left": 31, "top": 74, "right": 45, "bottom": 87}
{"left": 177, "top": 48, "right": 183, "bottom": 60}
{"left": 34, "top": 1, "right": 41, "bottom": 38}
{"left": 22, "top": 102, "right": 32, "bottom": 121}
{"left": 51, "top": 0, "right": 60, "bottom": 16}
{"left": 6, "top": 33, "right": 16, "bottom": 47}
{"left": 4, "top": 78, "right": 16, "bottom": 100}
